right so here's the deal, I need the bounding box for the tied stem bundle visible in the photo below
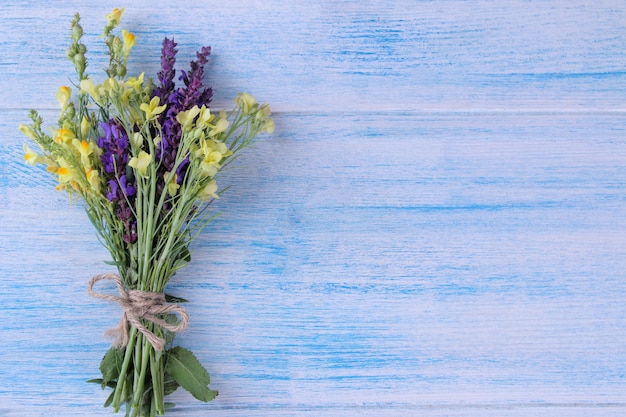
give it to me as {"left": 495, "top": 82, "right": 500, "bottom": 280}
{"left": 20, "top": 8, "right": 272, "bottom": 417}
{"left": 88, "top": 274, "right": 189, "bottom": 351}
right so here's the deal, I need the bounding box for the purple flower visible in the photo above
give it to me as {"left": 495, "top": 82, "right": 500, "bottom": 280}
{"left": 153, "top": 38, "right": 178, "bottom": 103}
{"left": 150, "top": 40, "right": 214, "bottom": 214}
{"left": 106, "top": 178, "right": 118, "bottom": 201}
{"left": 176, "top": 155, "right": 190, "bottom": 185}
{"left": 177, "top": 46, "right": 213, "bottom": 110}
{"left": 98, "top": 119, "right": 137, "bottom": 244}
{"left": 119, "top": 175, "right": 136, "bottom": 197}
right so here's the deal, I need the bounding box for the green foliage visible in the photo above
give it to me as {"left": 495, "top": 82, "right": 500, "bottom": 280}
{"left": 100, "top": 347, "right": 124, "bottom": 386}
{"left": 166, "top": 347, "right": 218, "bottom": 402}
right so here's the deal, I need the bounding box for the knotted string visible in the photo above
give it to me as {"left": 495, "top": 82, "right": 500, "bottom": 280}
{"left": 87, "top": 273, "right": 189, "bottom": 351}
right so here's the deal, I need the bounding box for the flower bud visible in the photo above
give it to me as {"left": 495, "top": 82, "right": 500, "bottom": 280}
{"left": 65, "top": 103, "right": 76, "bottom": 120}
{"left": 71, "top": 24, "right": 83, "bottom": 40}
{"left": 112, "top": 37, "right": 123, "bottom": 54}
{"left": 74, "top": 53, "right": 85, "bottom": 69}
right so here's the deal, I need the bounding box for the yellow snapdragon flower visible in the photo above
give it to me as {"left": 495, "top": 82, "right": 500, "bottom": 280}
{"left": 55, "top": 128, "right": 75, "bottom": 144}
{"left": 79, "top": 78, "right": 103, "bottom": 103}
{"left": 86, "top": 168, "right": 101, "bottom": 193}
{"left": 176, "top": 106, "right": 201, "bottom": 132}
{"left": 56, "top": 86, "right": 71, "bottom": 109}
{"left": 197, "top": 139, "right": 231, "bottom": 177}
{"left": 235, "top": 92, "right": 257, "bottom": 114}
{"left": 197, "top": 179, "right": 218, "bottom": 200}
{"left": 263, "top": 117, "right": 275, "bottom": 134}
{"left": 140, "top": 96, "right": 166, "bottom": 120}
{"left": 80, "top": 116, "right": 91, "bottom": 139}
{"left": 165, "top": 172, "right": 179, "bottom": 196}
{"left": 72, "top": 138, "right": 97, "bottom": 167}
{"left": 19, "top": 124, "right": 38, "bottom": 140}
{"left": 56, "top": 157, "right": 75, "bottom": 183}
{"left": 107, "top": 8, "right": 124, "bottom": 26}
{"left": 128, "top": 151, "right": 152, "bottom": 177}
{"left": 132, "top": 132, "right": 144, "bottom": 147}
{"left": 122, "top": 30, "right": 136, "bottom": 56}
{"left": 126, "top": 72, "right": 145, "bottom": 92}
{"left": 23, "top": 144, "right": 41, "bottom": 165}
{"left": 213, "top": 118, "right": 229, "bottom": 134}
{"left": 195, "top": 105, "right": 213, "bottom": 128}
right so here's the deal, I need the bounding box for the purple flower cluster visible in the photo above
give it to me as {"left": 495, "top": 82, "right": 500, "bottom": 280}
{"left": 98, "top": 38, "right": 214, "bottom": 246}
{"left": 98, "top": 120, "right": 137, "bottom": 244}
{"left": 152, "top": 38, "right": 213, "bottom": 202}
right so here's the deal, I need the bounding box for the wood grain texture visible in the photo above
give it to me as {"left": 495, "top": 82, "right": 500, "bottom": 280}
{"left": 1, "top": 0, "right": 625, "bottom": 416}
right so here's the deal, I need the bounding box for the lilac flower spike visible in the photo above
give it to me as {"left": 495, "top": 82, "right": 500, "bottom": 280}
{"left": 153, "top": 37, "right": 178, "bottom": 102}
{"left": 178, "top": 46, "right": 213, "bottom": 110}
{"left": 98, "top": 119, "right": 137, "bottom": 243}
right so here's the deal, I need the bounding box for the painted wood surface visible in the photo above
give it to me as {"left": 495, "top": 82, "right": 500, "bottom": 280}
{"left": 1, "top": 1, "right": 625, "bottom": 416}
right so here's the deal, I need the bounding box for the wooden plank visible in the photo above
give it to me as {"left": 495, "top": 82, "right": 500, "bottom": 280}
{"left": 2, "top": 110, "right": 626, "bottom": 414}
{"left": 2, "top": 0, "right": 626, "bottom": 415}
{"left": 1, "top": 1, "right": 625, "bottom": 112}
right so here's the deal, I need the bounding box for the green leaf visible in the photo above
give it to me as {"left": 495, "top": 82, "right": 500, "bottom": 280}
{"left": 166, "top": 347, "right": 217, "bottom": 402}
{"left": 87, "top": 378, "right": 116, "bottom": 389}
{"left": 103, "top": 390, "right": 115, "bottom": 408}
{"left": 164, "top": 294, "right": 189, "bottom": 303}
{"left": 173, "top": 246, "right": 192, "bottom": 271}
{"left": 162, "top": 314, "right": 182, "bottom": 345}
{"left": 163, "top": 371, "right": 179, "bottom": 396}
{"left": 100, "top": 347, "right": 124, "bottom": 385}
{"left": 86, "top": 378, "right": 104, "bottom": 384}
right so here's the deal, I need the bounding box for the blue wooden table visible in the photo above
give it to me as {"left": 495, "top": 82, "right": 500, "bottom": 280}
{"left": 1, "top": 1, "right": 625, "bottom": 415}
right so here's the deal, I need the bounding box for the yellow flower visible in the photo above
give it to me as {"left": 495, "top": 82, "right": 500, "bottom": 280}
{"left": 56, "top": 158, "right": 74, "bottom": 183}
{"left": 199, "top": 161, "right": 218, "bottom": 177}
{"left": 165, "top": 172, "right": 180, "bottom": 196}
{"left": 128, "top": 151, "right": 152, "bottom": 177}
{"left": 263, "top": 117, "right": 275, "bottom": 134}
{"left": 207, "top": 116, "right": 229, "bottom": 137}
{"left": 126, "top": 72, "right": 145, "bottom": 92}
{"left": 56, "top": 86, "right": 71, "bottom": 109}
{"left": 140, "top": 96, "right": 166, "bottom": 120}
{"left": 198, "top": 180, "right": 218, "bottom": 200}
{"left": 19, "top": 124, "right": 38, "bottom": 140}
{"left": 107, "top": 8, "right": 124, "bottom": 26}
{"left": 195, "top": 105, "right": 213, "bottom": 128}
{"left": 55, "top": 128, "right": 75, "bottom": 144}
{"left": 129, "top": 107, "right": 143, "bottom": 125}
{"left": 79, "top": 78, "right": 102, "bottom": 103}
{"left": 73, "top": 138, "right": 96, "bottom": 167}
{"left": 214, "top": 118, "right": 229, "bottom": 134}
{"left": 132, "top": 132, "right": 144, "bottom": 147}
{"left": 80, "top": 116, "right": 91, "bottom": 139}
{"left": 176, "top": 106, "right": 200, "bottom": 132}
{"left": 23, "top": 144, "right": 41, "bottom": 165}
{"left": 86, "top": 168, "right": 101, "bottom": 193}
{"left": 122, "top": 30, "right": 136, "bottom": 56}
{"left": 103, "top": 77, "right": 119, "bottom": 94}
{"left": 235, "top": 92, "right": 257, "bottom": 114}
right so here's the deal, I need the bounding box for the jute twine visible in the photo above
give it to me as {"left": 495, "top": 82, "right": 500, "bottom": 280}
{"left": 87, "top": 273, "right": 189, "bottom": 351}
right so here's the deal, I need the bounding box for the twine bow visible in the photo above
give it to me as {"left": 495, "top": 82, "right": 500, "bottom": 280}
{"left": 87, "top": 273, "right": 189, "bottom": 351}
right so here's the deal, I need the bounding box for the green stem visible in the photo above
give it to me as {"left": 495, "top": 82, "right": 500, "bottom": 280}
{"left": 149, "top": 349, "right": 162, "bottom": 415}
{"left": 132, "top": 332, "right": 150, "bottom": 409}
{"left": 112, "top": 326, "right": 138, "bottom": 412}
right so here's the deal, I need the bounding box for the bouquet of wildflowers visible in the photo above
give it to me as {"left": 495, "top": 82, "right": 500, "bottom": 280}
{"left": 20, "top": 8, "right": 273, "bottom": 417}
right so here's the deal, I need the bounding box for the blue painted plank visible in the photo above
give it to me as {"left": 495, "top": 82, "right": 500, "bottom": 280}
{"left": 2, "top": 111, "right": 626, "bottom": 415}
{"left": 2, "top": 0, "right": 626, "bottom": 415}
{"left": 0, "top": 1, "right": 625, "bottom": 112}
